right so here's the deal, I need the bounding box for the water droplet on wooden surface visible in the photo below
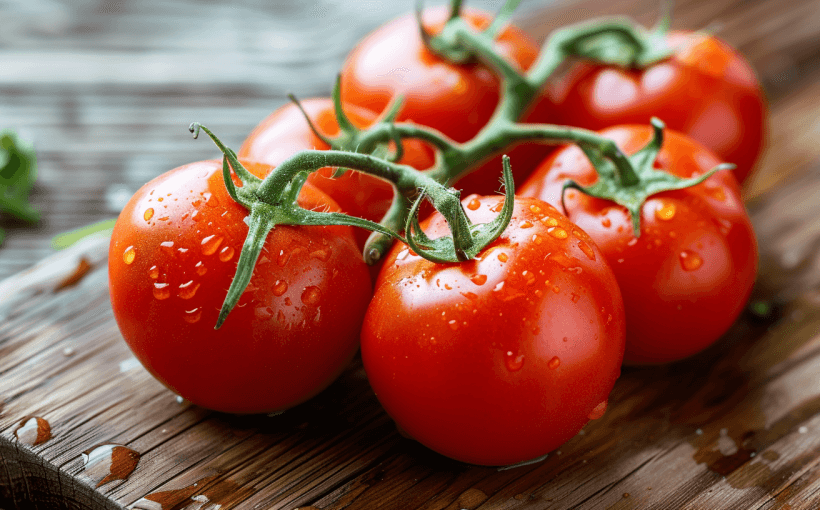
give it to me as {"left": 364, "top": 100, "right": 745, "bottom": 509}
{"left": 80, "top": 443, "right": 140, "bottom": 487}
{"left": 14, "top": 417, "right": 51, "bottom": 446}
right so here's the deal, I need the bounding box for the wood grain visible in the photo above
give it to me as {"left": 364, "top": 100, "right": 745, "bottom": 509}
{"left": 2, "top": 0, "right": 820, "bottom": 508}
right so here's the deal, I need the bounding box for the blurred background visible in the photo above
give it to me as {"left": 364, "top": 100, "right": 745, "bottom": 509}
{"left": 1, "top": 0, "right": 818, "bottom": 281}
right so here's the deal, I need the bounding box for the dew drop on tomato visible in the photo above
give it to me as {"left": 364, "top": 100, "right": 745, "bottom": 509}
{"left": 254, "top": 306, "right": 273, "bottom": 320}
{"left": 498, "top": 253, "right": 509, "bottom": 263}
{"left": 159, "top": 241, "right": 175, "bottom": 256}
{"left": 183, "top": 308, "right": 202, "bottom": 324}
{"left": 655, "top": 201, "right": 677, "bottom": 221}
{"left": 679, "top": 250, "right": 703, "bottom": 271}
{"left": 301, "top": 286, "right": 321, "bottom": 305}
{"left": 191, "top": 210, "right": 201, "bottom": 222}
{"left": 461, "top": 291, "right": 478, "bottom": 301}
{"left": 178, "top": 281, "right": 200, "bottom": 300}
{"left": 529, "top": 204, "right": 542, "bottom": 214}
{"left": 467, "top": 198, "right": 481, "bottom": 210}
{"left": 519, "top": 220, "right": 533, "bottom": 229}
{"left": 547, "top": 227, "right": 568, "bottom": 240}
{"left": 310, "top": 248, "right": 330, "bottom": 261}
{"left": 448, "top": 319, "right": 459, "bottom": 331}
{"left": 588, "top": 400, "right": 608, "bottom": 420}
{"left": 505, "top": 351, "right": 525, "bottom": 372}
{"left": 548, "top": 356, "right": 561, "bottom": 370}
{"left": 148, "top": 265, "right": 159, "bottom": 279}
{"left": 540, "top": 216, "right": 559, "bottom": 227}
{"left": 219, "top": 246, "right": 235, "bottom": 262}
{"left": 195, "top": 261, "right": 207, "bottom": 275}
{"left": 578, "top": 240, "right": 596, "bottom": 261}
{"left": 272, "top": 280, "right": 288, "bottom": 296}
{"left": 123, "top": 246, "right": 136, "bottom": 265}
{"left": 470, "top": 274, "right": 488, "bottom": 285}
{"left": 522, "top": 270, "right": 536, "bottom": 285}
{"left": 143, "top": 208, "right": 154, "bottom": 222}
{"left": 152, "top": 283, "right": 170, "bottom": 300}
{"left": 200, "top": 235, "right": 223, "bottom": 255}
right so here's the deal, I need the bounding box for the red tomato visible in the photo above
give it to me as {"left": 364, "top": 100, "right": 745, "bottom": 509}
{"left": 547, "top": 32, "right": 766, "bottom": 184}
{"left": 520, "top": 126, "right": 758, "bottom": 364}
{"left": 238, "top": 98, "right": 435, "bottom": 242}
{"left": 340, "top": 7, "right": 554, "bottom": 196}
{"left": 109, "top": 159, "right": 372, "bottom": 413}
{"left": 361, "top": 195, "right": 625, "bottom": 466}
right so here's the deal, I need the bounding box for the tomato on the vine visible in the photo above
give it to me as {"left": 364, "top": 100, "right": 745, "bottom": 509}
{"left": 340, "top": 7, "right": 554, "bottom": 196}
{"left": 520, "top": 125, "right": 758, "bottom": 364}
{"left": 238, "top": 98, "right": 435, "bottom": 245}
{"left": 361, "top": 195, "right": 625, "bottom": 466}
{"left": 109, "top": 159, "right": 372, "bottom": 414}
{"left": 547, "top": 32, "right": 766, "bottom": 184}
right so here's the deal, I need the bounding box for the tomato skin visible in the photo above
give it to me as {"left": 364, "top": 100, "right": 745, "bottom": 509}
{"left": 238, "top": 98, "right": 434, "bottom": 238}
{"left": 340, "top": 7, "right": 554, "bottom": 196}
{"left": 361, "top": 196, "right": 625, "bottom": 466}
{"left": 547, "top": 32, "right": 766, "bottom": 184}
{"left": 520, "top": 126, "right": 758, "bottom": 364}
{"left": 109, "top": 160, "right": 372, "bottom": 414}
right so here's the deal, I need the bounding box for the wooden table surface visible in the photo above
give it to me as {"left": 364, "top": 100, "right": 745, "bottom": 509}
{"left": 2, "top": 0, "right": 820, "bottom": 508}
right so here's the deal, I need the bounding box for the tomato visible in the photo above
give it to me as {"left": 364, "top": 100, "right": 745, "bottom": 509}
{"left": 238, "top": 98, "right": 435, "bottom": 246}
{"left": 547, "top": 31, "right": 766, "bottom": 184}
{"left": 520, "top": 126, "right": 758, "bottom": 364}
{"left": 340, "top": 7, "right": 554, "bottom": 196}
{"left": 361, "top": 195, "right": 625, "bottom": 466}
{"left": 109, "top": 159, "right": 372, "bottom": 414}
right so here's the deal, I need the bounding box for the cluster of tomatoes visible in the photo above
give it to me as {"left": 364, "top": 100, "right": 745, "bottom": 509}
{"left": 108, "top": 5, "right": 765, "bottom": 467}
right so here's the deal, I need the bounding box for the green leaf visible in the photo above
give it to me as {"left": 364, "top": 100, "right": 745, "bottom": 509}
{"left": 0, "top": 130, "right": 40, "bottom": 243}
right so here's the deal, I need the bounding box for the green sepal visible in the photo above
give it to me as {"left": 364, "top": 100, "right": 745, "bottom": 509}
{"left": 484, "top": 0, "right": 523, "bottom": 39}
{"left": 561, "top": 16, "right": 674, "bottom": 70}
{"left": 562, "top": 118, "right": 734, "bottom": 238}
{"left": 404, "top": 156, "right": 515, "bottom": 263}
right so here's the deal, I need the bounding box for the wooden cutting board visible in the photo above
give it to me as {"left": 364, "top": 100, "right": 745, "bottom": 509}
{"left": 3, "top": 0, "right": 820, "bottom": 508}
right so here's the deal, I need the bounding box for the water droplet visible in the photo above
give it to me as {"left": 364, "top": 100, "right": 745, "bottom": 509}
{"left": 627, "top": 237, "right": 638, "bottom": 247}
{"left": 301, "top": 286, "right": 321, "bottom": 305}
{"left": 63, "top": 346, "right": 75, "bottom": 356}
{"left": 80, "top": 444, "right": 140, "bottom": 487}
{"left": 159, "top": 241, "right": 175, "bottom": 256}
{"left": 191, "top": 210, "right": 201, "bottom": 222}
{"left": 588, "top": 400, "right": 608, "bottom": 420}
{"left": 493, "top": 282, "right": 505, "bottom": 292}
{"left": 497, "top": 253, "right": 508, "bottom": 263}
{"left": 601, "top": 217, "right": 612, "bottom": 228}
{"left": 284, "top": 297, "right": 292, "bottom": 306}
{"left": 708, "top": 187, "right": 726, "bottom": 201}
{"left": 157, "top": 197, "right": 164, "bottom": 202}
{"left": 578, "top": 241, "right": 596, "bottom": 261}
{"left": 123, "top": 246, "right": 136, "bottom": 265}
{"left": 529, "top": 204, "right": 542, "bottom": 214}
{"left": 204, "top": 192, "right": 219, "bottom": 208}
{"left": 519, "top": 220, "right": 533, "bottom": 229}
{"left": 143, "top": 208, "right": 154, "bottom": 222}
{"left": 397, "top": 248, "right": 410, "bottom": 260}
{"left": 310, "top": 248, "right": 329, "bottom": 261}
{"left": 218, "top": 246, "right": 235, "bottom": 262}
{"left": 444, "top": 283, "right": 452, "bottom": 290}
{"left": 183, "top": 308, "right": 202, "bottom": 324}
{"left": 655, "top": 201, "right": 676, "bottom": 221}
{"left": 461, "top": 291, "right": 478, "bottom": 301}
{"left": 277, "top": 310, "right": 286, "bottom": 323}
{"left": 552, "top": 285, "right": 561, "bottom": 293}
{"left": 547, "top": 227, "right": 568, "bottom": 240}
{"left": 255, "top": 306, "right": 273, "bottom": 320}
{"left": 200, "top": 235, "right": 223, "bottom": 255}
{"left": 272, "top": 280, "right": 288, "bottom": 296}
{"left": 178, "top": 281, "right": 200, "bottom": 300}
{"left": 448, "top": 320, "right": 459, "bottom": 331}
{"left": 571, "top": 292, "right": 580, "bottom": 303}
{"left": 195, "top": 261, "right": 207, "bottom": 275}
{"left": 277, "top": 249, "right": 291, "bottom": 266}
{"left": 541, "top": 216, "right": 559, "bottom": 227}
{"left": 153, "top": 283, "right": 170, "bottom": 300}
{"left": 505, "top": 351, "right": 525, "bottom": 371}
{"left": 467, "top": 198, "right": 481, "bottom": 210}
{"left": 148, "top": 265, "right": 159, "bottom": 279}
{"left": 14, "top": 417, "right": 51, "bottom": 446}
{"left": 157, "top": 216, "right": 169, "bottom": 222}
{"left": 470, "top": 274, "right": 487, "bottom": 286}
{"left": 548, "top": 356, "right": 561, "bottom": 369}
{"left": 679, "top": 250, "right": 703, "bottom": 271}
{"left": 522, "top": 270, "right": 536, "bottom": 285}
{"left": 490, "top": 202, "right": 504, "bottom": 213}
